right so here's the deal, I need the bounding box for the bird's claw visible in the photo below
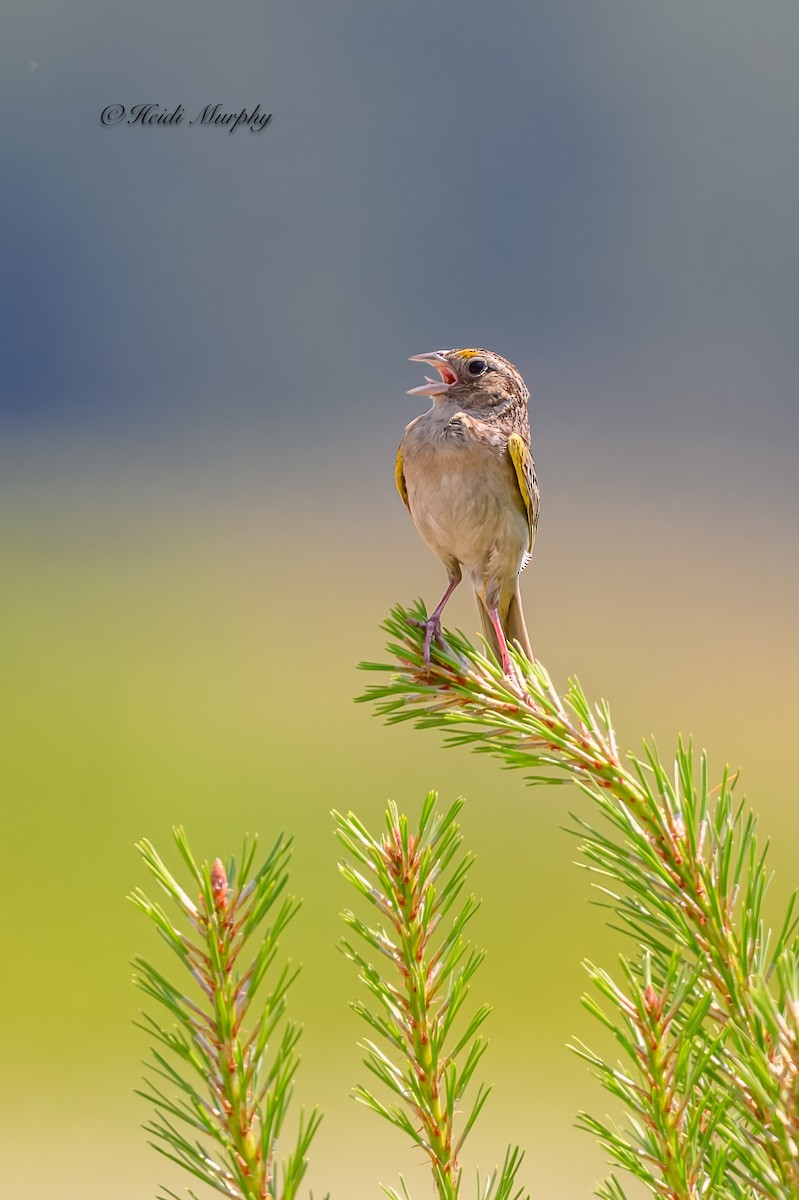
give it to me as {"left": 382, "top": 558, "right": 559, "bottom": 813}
{"left": 423, "top": 616, "right": 446, "bottom": 663}
{"left": 407, "top": 614, "right": 448, "bottom": 663}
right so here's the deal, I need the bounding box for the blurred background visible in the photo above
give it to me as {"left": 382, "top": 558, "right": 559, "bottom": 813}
{"left": 2, "top": 1, "right": 798, "bottom": 1196}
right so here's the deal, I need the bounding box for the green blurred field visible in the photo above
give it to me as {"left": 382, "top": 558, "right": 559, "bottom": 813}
{"left": 1, "top": 426, "right": 797, "bottom": 1199}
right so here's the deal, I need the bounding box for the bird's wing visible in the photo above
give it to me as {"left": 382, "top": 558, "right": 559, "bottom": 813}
{"left": 507, "top": 433, "right": 539, "bottom": 555}
{"left": 395, "top": 444, "right": 410, "bottom": 511}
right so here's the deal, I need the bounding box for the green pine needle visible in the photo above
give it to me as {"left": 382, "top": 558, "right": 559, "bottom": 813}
{"left": 335, "top": 796, "right": 529, "bottom": 1200}
{"left": 357, "top": 603, "right": 799, "bottom": 1200}
{"left": 132, "top": 828, "right": 323, "bottom": 1200}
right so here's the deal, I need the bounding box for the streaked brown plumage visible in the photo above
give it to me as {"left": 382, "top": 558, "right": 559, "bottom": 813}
{"left": 396, "top": 347, "right": 540, "bottom": 673}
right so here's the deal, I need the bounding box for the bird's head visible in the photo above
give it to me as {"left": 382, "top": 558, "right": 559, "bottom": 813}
{"left": 408, "top": 347, "right": 528, "bottom": 412}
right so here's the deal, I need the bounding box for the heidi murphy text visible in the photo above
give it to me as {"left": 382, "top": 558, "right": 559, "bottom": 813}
{"left": 100, "top": 103, "right": 273, "bottom": 133}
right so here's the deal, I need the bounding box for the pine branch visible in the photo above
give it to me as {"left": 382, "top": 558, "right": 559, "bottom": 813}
{"left": 335, "top": 795, "right": 529, "bottom": 1200}
{"left": 131, "top": 828, "right": 324, "bottom": 1200}
{"left": 357, "top": 603, "right": 799, "bottom": 1199}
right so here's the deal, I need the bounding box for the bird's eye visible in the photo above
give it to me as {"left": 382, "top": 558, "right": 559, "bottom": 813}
{"left": 466, "top": 357, "right": 487, "bottom": 376}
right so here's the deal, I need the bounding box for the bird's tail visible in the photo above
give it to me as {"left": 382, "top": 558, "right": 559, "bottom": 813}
{"left": 476, "top": 584, "right": 533, "bottom": 665}
{"left": 504, "top": 585, "right": 533, "bottom": 661}
{"left": 477, "top": 599, "right": 502, "bottom": 663}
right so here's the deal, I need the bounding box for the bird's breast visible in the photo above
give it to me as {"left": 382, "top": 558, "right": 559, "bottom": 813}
{"left": 400, "top": 414, "right": 528, "bottom": 577}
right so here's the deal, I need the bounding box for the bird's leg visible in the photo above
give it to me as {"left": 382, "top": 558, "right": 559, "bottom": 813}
{"left": 486, "top": 605, "right": 513, "bottom": 675}
{"left": 410, "top": 572, "right": 461, "bottom": 663}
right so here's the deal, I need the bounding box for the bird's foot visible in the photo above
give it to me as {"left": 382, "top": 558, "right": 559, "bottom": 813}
{"left": 407, "top": 613, "right": 448, "bottom": 663}
{"left": 423, "top": 615, "right": 446, "bottom": 663}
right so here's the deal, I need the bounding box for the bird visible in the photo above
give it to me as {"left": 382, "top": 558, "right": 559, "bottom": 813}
{"left": 396, "top": 347, "right": 540, "bottom": 675}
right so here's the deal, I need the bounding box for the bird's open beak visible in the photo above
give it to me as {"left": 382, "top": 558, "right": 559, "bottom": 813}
{"left": 407, "top": 351, "right": 458, "bottom": 397}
